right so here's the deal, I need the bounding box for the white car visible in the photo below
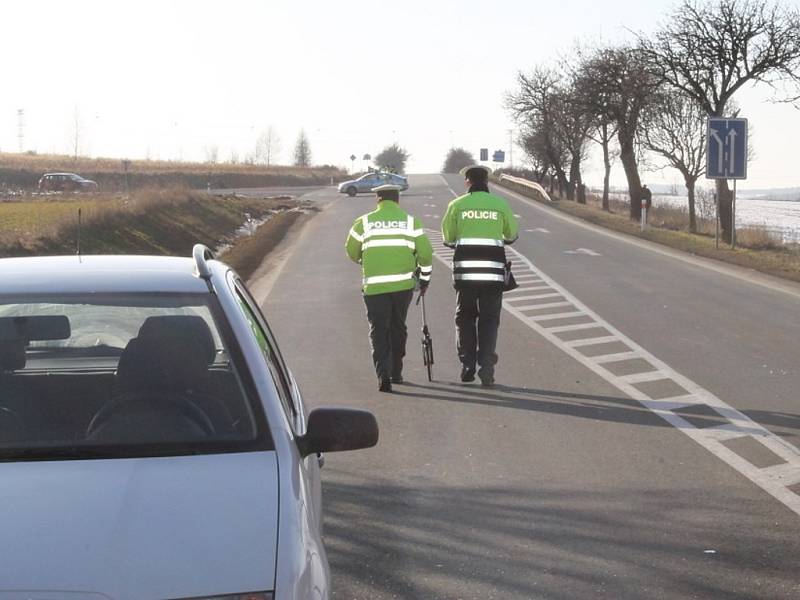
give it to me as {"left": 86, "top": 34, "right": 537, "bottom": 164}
{"left": 0, "top": 246, "right": 378, "bottom": 600}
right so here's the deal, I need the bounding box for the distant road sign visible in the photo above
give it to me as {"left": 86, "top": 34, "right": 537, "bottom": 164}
{"left": 493, "top": 150, "right": 505, "bottom": 163}
{"left": 480, "top": 148, "right": 488, "bottom": 161}
{"left": 706, "top": 118, "right": 747, "bottom": 179}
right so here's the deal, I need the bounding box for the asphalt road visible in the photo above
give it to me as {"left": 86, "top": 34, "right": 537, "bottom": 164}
{"left": 259, "top": 175, "right": 800, "bottom": 599}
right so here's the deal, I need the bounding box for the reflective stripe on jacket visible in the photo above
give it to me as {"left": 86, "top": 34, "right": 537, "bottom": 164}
{"left": 345, "top": 201, "right": 434, "bottom": 296}
{"left": 441, "top": 191, "right": 519, "bottom": 289}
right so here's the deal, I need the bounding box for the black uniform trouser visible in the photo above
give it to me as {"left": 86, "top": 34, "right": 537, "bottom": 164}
{"left": 455, "top": 286, "right": 503, "bottom": 377}
{"left": 363, "top": 289, "right": 413, "bottom": 380}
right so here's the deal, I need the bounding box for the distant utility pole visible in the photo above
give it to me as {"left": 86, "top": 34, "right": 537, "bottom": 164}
{"left": 17, "top": 109, "right": 25, "bottom": 153}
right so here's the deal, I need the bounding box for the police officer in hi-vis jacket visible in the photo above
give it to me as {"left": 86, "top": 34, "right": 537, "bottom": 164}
{"left": 346, "top": 184, "right": 434, "bottom": 393}
{"left": 441, "top": 165, "right": 518, "bottom": 387}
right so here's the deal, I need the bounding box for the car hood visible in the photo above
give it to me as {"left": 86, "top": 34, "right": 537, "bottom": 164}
{"left": 0, "top": 451, "right": 279, "bottom": 600}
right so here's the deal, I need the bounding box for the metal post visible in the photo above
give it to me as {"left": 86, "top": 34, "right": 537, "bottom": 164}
{"left": 714, "top": 191, "right": 719, "bottom": 250}
{"left": 76, "top": 208, "right": 82, "bottom": 257}
{"left": 731, "top": 179, "right": 737, "bottom": 249}
{"left": 641, "top": 201, "right": 647, "bottom": 232}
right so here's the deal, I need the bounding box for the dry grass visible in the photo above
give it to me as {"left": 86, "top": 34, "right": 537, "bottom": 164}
{"left": 0, "top": 187, "right": 299, "bottom": 258}
{"left": 498, "top": 181, "right": 800, "bottom": 284}
{"left": 0, "top": 151, "right": 339, "bottom": 177}
{"left": 0, "top": 152, "right": 346, "bottom": 192}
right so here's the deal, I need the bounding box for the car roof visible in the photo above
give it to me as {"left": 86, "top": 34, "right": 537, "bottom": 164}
{"left": 0, "top": 255, "right": 215, "bottom": 295}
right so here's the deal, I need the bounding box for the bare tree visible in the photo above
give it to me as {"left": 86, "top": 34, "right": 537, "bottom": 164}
{"left": 506, "top": 68, "right": 590, "bottom": 201}
{"left": 442, "top": 147, "right": 475, "bottom": 174}
{"left": 576, "top": 46, "right": 660, "bottom": 219}
{"left": 642, "top": 91, "right": 707, "bottom": 232}
{"left": 256, "top": 126, "right": 282, "bottom": 166}
{"left": 638, "top": 0, "right": 800, "bottom": 241}
{"left": 293, "top": 129, "right": 312, "bottom": 167}
{"left": 519, "top": 126, "right": 562, "bottom": 188}
{"left": 374, "top": 143, "right": 410, "bottom": 174}
{"left": 572, "top": 52, "right": 619, "bottom": 210}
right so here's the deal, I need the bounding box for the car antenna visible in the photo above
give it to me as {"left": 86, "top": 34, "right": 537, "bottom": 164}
{"left": 76, "top": 208, "right": 82, "bottom": 261}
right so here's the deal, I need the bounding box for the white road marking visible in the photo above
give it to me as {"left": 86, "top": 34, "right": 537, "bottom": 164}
{"left": 428, "top": 228, "right": 800, "bottom": 518}
{"left": 507, "top": 292, "right": 561, "bottom": 300}
{"left": 592, "top": 351, "right": 640, "bottom": 364}
{"left": 526, "top": 227, "right": 550, "bottom": 233}
{"left": 564, "top": 248, "right": 602, "bottom": 256}
{"left": 565, "top": 335, "right": 619, "bottom": 348}
{"left": 515, "top": 301, "right": 573, "bottom": 311}
{"left": 440, "top": 175, "right": 459, "bottom": 198}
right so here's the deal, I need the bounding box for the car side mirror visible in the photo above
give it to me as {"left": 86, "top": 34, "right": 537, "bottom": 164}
{"left": 298, "top": 407, "right": 378, "bottom": 457}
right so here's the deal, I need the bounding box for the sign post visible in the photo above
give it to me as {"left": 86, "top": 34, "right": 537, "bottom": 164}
{"left": 705, "top": 117, "right": 747, "bottom": 249}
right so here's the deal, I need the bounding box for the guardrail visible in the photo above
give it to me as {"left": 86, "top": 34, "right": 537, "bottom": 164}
{"left": 497, "top": 174, "right": 553, "bottom": 203}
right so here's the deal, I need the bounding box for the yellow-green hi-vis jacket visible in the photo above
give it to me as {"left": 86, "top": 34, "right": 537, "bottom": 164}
{"left": 346, "top": 201, "right": 433, "bottom": 296}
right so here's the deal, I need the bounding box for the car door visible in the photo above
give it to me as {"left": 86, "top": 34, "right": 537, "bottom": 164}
{"left": 231, "top": 279, "right": 325, "bottom": 533}
{"left": 358, "top": 173, "right": 377, "bottom": 192}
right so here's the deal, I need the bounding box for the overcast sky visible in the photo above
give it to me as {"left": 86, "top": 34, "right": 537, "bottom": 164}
{"left": 1, "top": 0, "right": 799, "bottom": 190}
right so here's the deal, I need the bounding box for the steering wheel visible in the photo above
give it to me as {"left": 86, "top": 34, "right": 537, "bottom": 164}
{"left": 87, "top": 391, "right": 216, "bottom": 439}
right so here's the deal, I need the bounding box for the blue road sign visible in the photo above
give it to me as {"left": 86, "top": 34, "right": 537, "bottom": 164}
{"left": 493, "top": 150, "right": 505, "bottom": 163}
{"left": 706, "top": 118, "right": 747, "bottom": 179}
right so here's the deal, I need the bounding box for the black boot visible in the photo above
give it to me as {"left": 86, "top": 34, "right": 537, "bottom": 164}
{"left": 378, "top": 376, "right": 393, "bottom": 393}
{"left": 460, "top": 366, "right": 476, "bottom": 383}
{"left": 478, "top": 367, "right": 495, "bottom": 388}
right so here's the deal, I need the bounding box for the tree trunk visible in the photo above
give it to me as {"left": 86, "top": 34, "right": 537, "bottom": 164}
{"left": 716, "top": 179, "right": 733, "bottom": 243}
{"left": 685, "top": 178, "right": 697, "bottom": 233}
{"left": 618, "top": 132, "right": 642, "bottom": 220}
{"left": 602, "top": 137, "right": 611, "bottom": 211}
{"left": 554, "top": 166, "right": 569, "bottom": 199}
{"left": 566, "top": 153, "right": 582, "bottom": 202}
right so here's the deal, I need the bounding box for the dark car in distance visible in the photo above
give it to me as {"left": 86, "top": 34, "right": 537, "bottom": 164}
{"left": 38, "top": 173, "right": 99, "bottom": 192}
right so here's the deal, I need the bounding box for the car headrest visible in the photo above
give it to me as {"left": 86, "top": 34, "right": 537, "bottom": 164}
{"left": 138, "top": 315, "right": 216, "bottom": 364}
{"left": 115, "top": 316, "right": 215, "bottom": 395}
{"left": 0, "top": 340, "right": 26, "bottom": 372}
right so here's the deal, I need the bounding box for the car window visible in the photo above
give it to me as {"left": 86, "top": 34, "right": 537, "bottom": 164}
{"left": 232, "top": 282, "right": 299, "bottom": 427}
{"left": 0, "top": 293, "right": 271, "bottom": 461}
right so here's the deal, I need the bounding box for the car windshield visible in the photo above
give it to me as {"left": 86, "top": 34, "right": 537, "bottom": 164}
{"left": 0, "top": 293, "right": 270, "bottom": 461}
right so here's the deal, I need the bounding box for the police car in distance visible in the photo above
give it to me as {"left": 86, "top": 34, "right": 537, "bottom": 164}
{"left": 0, "top": 245, "right": 379, "bottom": 600}
{"left": 338, "top": 171, "right": 409, "bottom": 196}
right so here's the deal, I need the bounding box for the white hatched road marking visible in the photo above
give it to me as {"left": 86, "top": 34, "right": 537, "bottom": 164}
{"left": 427, "top": 229, "right": 800, "bottom": 517}
{"left": 564, "top": 248, "right": 602, "bottom": 256}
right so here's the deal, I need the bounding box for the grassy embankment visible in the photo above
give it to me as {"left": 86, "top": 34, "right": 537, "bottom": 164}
{"left": 0, "top": 151, "right": 344, "bottom": 192}
{"left": 496, "top": 178, "right": 800, "bottom": 284}
{"left": 0, "top": 188, "right": 315, "bottom": 280}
